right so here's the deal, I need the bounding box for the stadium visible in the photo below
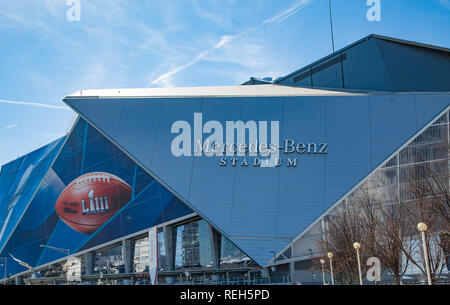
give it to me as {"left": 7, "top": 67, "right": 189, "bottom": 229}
{"left": 0, "top": 34, "right": 449, "bottom": 285}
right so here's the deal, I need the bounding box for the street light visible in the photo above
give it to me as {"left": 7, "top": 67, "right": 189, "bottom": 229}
{"left": 417, "top": 222, "right": 432, "bottom": 285}
{"left": 320, "top": 258, "right": 326, "bottom": 285}
{"left": 327, "top": 252, "right": 334, "bottom": 285}
{"left": 353, "top": 242, "right": 363, "bottom": 285}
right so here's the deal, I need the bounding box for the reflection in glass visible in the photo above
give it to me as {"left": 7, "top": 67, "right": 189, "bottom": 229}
{"left": 158, "top": 231, "right": 167, "bottom": 271}
{"left": 93, "top": 244, "right": 124, "bottom": 275}
{"left": 132, "top": 237, "right": 149, "bottom": 273}
{"left": 220, "top": 237, "right": 255, "bottom": 268}
{"left": 174, "top": 220, "right": 213, "bottom": 269}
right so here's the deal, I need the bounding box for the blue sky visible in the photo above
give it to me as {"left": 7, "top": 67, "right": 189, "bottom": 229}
{"left": 0, "top": 0, "right": 449, "bottom": 166}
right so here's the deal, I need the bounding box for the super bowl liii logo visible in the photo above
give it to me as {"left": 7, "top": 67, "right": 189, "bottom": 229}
{"left": 170, "top": 113, "right": 327, "bottom": 167}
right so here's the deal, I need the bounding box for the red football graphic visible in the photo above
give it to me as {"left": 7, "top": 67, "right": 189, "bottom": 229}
{"left": 55, "top": 172, "right": 132, "bottom": 235}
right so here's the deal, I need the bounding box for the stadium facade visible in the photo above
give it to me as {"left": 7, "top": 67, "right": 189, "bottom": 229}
{"left": 0, "top": 34, "right": 449, "bottom": 285}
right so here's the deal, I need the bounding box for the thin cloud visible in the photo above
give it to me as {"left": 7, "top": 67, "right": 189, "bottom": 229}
{"left": 439, "top": 0, "right": 450, "bottom": 9}
{"left": 147, "top": 0, "right": 314, "bottom": 87}
{"left": 270, "top": 0, "right": 314, "bottom": 24}
{"left": 192, "top": 0, "right": 230, "bottom": 29}
{"left": 2, "top": 123, "right": 19, "bottom": 130}
{"left": 148, "top": 39, "right": 229, "bottom": 87}
{"left": 0, "top": 99, "right": 70, "bottom": 110}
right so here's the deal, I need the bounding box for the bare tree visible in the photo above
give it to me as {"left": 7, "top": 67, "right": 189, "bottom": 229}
{"left": 355, "top": 187, "right": 414, "bottom": 285}
{"left": 317, "top": 141, "right": 449, "bottom": 285}
{"left": 318, "top": 205, "right": 369, "bottom": 285}
{"left": 427, "top": 160, "right": 450, "bottom": 233}
{"left": 424, "top": 157, "right": 450, "bottom": 270}
{"left": 403, "top": 164, "right": 448, "bottom": 283}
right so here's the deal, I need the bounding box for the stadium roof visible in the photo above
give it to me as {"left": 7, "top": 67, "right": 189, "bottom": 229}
{"left": 65, "top": 84, "right": 364, "bottom": 99}
{"left": 275, "top": 33, "right": 450, "bottom": 85}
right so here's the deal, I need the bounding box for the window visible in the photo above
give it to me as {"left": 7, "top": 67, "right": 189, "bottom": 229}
{"left": 132, "top": 237, "right": 149, "bottom": 273}
{"left": 174, "top": 220, "right": 213, "bottom": 269}
{"left": 93, "top": 244, "right": 124, "bottom": 275}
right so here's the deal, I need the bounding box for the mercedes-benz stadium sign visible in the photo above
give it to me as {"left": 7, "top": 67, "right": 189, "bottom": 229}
{"left": 170, "top": 113, "right": 328, "bottom": 168}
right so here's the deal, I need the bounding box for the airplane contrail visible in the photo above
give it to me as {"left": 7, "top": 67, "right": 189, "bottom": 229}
{"left": 0, "top": 99, "right": 70, "bottom": 110}
{"left": 2, "top": 123, "right": 19, "bottom": 130}
{"left": 148, "top": 0, "right": 315, "bottom": 87}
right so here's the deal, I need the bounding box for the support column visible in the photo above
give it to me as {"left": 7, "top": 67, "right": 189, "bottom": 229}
{"left": 261, "top": 268, "right": 270, "bottom": 283}
{"left": 15, "top": 276, "right": 22, "bottom": 285}
{"left": 163, "top": 226, "right": 175, "bottom": 271}
{"left": 163, "top": 225, "right": 175, "bottom": 284}
{"left": 84, "top": 252, "right": 94, "bottom": 285}
{"left": 122, "top": 239, "right": 132, "bottom": 273}
{"left": 122, "top": 239, "right": 132, "bottom": 285}
{"left": 84, "top": 252, "right": 94, "bottom": 275}
{"left": 290, "top": 261, "right": 295, "bottom": 284}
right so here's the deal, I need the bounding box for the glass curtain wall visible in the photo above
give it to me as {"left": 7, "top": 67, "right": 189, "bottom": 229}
{"left": 290, "top": 110, "right": 449, "bottom": 261}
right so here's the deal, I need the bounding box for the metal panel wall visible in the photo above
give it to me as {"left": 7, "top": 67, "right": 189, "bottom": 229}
{"left": 64, "top": 93, "right": 450, "bottom": 266}
{"left": 376, "top": 39, "right": 450, "bottom": 92}
{"left": 276, "top": 37, "right": 450, "bottom": 92}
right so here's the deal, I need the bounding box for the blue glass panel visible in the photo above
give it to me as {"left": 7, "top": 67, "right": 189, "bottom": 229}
{"left": 0, "top": 138, "right": 64, "bottom": 253}
{"left": 1, "top": 117, "right": 193, "bottom": 277}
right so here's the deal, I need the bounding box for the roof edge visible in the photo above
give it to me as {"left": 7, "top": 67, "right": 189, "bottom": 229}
{"left": 63, "top": 84, "right": 364, "bottom": 100}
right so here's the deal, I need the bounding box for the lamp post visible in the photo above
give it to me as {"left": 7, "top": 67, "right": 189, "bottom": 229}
{"left": 327, "top": 252, "right": 334, "bottom": 285}
{"left": 320, "top": 258, "right": 326, "bottom": 285}
{"left": 353, "top": 242, "right": 363, "bottom": 285}
{"left": 417, "top": 222, "right": 432, "bottom": 285}
{"left": 0, "top": 257, "right": 7, "bottom": 285}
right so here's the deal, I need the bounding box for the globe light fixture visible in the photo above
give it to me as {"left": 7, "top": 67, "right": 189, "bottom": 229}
{"left": 417, "top": 222, "right": 428, "bottom": 232}
{"left": 320, "top": 258, "right": 326, "bottom": 285}
{"left": 417, "top": 222, "right": 432, "bottom": 285}
{"left": 327, "top": 252, "right": 334, "bottom": 285}
{"left": 353, "top": 242, "right": 363, "bottom": 285}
